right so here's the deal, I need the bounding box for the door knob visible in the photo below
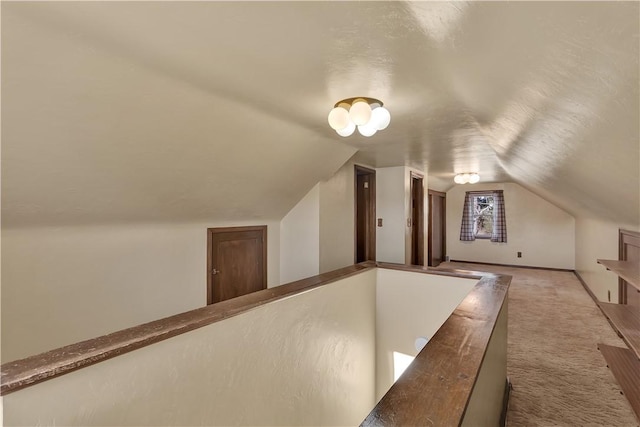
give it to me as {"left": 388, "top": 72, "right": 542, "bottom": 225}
{"left": 212, "top": 269, "right": 221, "bottom": 275}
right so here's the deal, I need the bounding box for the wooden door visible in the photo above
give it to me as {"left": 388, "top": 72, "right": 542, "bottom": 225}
{"left": 355, "top": 165, "right": 376, "bottom": 263}
{"left": 428, "top": 190, "right": 446, "bottom": 267}
{"left": 619, "top": 229, "right": 640, "bottom": 306}
{"left": 207, "top": 226, "right": 267, "bottom": 304}
{"left": 410, "top": 173, "right": 424, "bottom": 266}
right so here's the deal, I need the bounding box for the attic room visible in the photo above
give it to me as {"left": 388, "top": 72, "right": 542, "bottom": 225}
{"left": 1, "top": 1, "right": 639, "bottom": 426}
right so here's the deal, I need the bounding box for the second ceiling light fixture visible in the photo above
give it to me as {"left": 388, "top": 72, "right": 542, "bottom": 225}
{"left": 328, "top": 97, "right": 390, "bottom": 137}
{"left": 454, "top": 173, "right": 480, "bottom": 184}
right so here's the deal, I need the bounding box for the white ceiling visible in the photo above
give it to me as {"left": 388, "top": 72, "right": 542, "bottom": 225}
{"left": 2, "top": 1, "right": 638, "bottom": 226}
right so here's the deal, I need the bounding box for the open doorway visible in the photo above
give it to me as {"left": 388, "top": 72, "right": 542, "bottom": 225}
{"left": 427, "top": 190, "right": 446, "bottom": 267}
{"left": 355, "top": 165, "right": 376, "bottom": 263}
{"left": 410, "top": 172, "right": 425, "bottom": 266}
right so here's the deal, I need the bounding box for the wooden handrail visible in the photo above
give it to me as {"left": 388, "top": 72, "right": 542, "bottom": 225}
{"left": 1, "top": 262, "right": 510, "bottom": 427}
{"left": 362, "top": 265, "right": 510, "bottom": 426}
{"left": 1, "top": 262, "right": 374, "bottom": 395}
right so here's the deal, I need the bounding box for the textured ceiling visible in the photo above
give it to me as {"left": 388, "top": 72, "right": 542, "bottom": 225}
{"left": 2, "top": 1, "right": 638, "bottom": 226}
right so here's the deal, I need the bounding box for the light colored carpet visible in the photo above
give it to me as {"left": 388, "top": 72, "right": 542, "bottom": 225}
{"left": 438, "top": 262, "right": 638, "bottom": 427}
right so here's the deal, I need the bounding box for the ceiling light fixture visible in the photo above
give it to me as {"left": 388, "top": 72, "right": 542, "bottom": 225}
{"left": 328, "top": 97, "right": 390, "bottom": 137}
{"left": 454, "top": 173, "right": 480, "bottom": 184}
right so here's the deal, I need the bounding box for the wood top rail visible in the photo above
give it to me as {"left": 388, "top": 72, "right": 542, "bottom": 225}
{"left": 1, "top": 262, "right": 374, "bottom": 395}
{"left": 1, "top": 261, "right": 510, "bottom": 427}
{"left": 362, "top": 265, "right": 510, "bottom": 426}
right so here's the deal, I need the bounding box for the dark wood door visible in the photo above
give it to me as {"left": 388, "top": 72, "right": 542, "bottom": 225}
{"left": 428, "top": 190, "right": 446, "bottom": 267}
{"left": 207, "top": 226, "right": 267, "bottom": 304}
{"left": 355, "top": 165, "right": 376, "bottom": 263}
{"left": 410, "top": 173, "right": 424, "bottom": 266}
{"left": 619, "top": 229, "right": 640, "bottom": 306}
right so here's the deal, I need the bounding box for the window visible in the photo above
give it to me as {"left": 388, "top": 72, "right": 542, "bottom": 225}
{"left": 472, "top": 194, "right": 494, "bottom": 238}
{"left": 459, "top": 190, "right": 507, "bottom": 243}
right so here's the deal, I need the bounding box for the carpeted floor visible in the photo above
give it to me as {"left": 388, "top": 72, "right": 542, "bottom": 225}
{"left": 438, "top": 262, "right": 638, "bottom": 427}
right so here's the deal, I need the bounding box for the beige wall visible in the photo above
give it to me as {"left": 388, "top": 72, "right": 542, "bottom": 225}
{"left": 376, "top": 167, "right": 407, "bottom": 264}
{"left": 375, "top": 268, "right": 477, "bottom": 400}
{"left": 318, "top": 159, "right": 376, "bottom": 273}
{"left": 575, "top": 217, "right": 640, "bottom": 302}
{"left": 3, "top": 270, "right": 377, "bottom": 426}
{"left": 1, "top": 221, "right": 280, "bottom": 362}
{"left": 280, "top": 184, "right": 319, "bottom": 284}
{"left": 376, "top": 166, "right": 428, "bottom": 265}
{"left": 318, "top": 161, "right": 430, "bottom": 270}
{"left": 447, "top": 182, "right": 575, "bottom": 269}
{"left": 461, "top": 300, "right": 508, "bottom": 427}
{"left": 318, "top": 160, "right": 356, "bottom": 273}
{"left": 318, "top": 161, "right": 430, "bottom": 271}
{"left": 3, "top": 266, "right": 508, "bottom": 426}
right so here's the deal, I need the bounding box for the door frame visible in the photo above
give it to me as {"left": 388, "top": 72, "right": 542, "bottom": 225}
{"left": 207, "top": 225, "right": 267, "bottom": 305}
{"left": 354, "top": 165, "right": 376, "bottom": 263}
{"left": 410, "top": 171, "right": 425, "bottom": 265}
{"left": 427, "top": 189, "right": 447, "bottom": 267}
{"left": 618, "top": 228, "right": 640, "bottom": 304}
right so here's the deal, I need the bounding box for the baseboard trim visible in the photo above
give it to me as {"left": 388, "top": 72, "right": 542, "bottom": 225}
{"left": 500, "top": 377, "right": 512, "bottom": 427}
{"left": 573, "top": 271, "right": 624, "bottom": 339}
{"left": 448, "top": 260, "right": 574, "bottom": 272}
{"left": 573, "top": 271, "right": 600, "bottom": 305}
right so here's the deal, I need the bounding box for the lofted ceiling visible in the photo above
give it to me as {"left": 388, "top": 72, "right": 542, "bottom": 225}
{"left": 2, "top": 1, "right": 638, "bottom": 226}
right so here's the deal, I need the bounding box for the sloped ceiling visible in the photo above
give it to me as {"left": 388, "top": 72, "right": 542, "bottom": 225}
{"left": 2, "top": 1, "right": 638, "bottom": 226}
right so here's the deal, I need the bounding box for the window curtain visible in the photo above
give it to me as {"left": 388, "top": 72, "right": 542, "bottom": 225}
{"left": 459, "top": 192, "right": 476, "bottom": 241}
{"left": 491, "top": 190, "right": 507, "bottom": 243}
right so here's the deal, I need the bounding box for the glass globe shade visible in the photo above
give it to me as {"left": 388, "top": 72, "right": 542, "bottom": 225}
{"left": 469, "top": 173, "right": 480, "bottom": 184}
{"left": 357, "top": 123, "right": 377, "bottom": 137}
{"left": 349, "top": 100, "right": 372, "bottom": 126}
{"left": 371, "top": 106, "right": 391, "bottom": 130}
{"left": 336, "top": 121, "right": 356, "bottom": 137}
{"left": 328, "top": 107, "right": 350, "bottom": 131}
{"left": 454, "top": 174, "right": 466, "bottom": 184}
{"left": 461, "top": 173, "right": 471, "bottom": 183}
